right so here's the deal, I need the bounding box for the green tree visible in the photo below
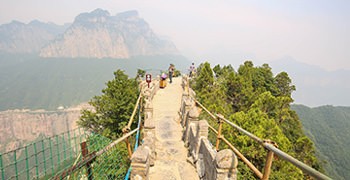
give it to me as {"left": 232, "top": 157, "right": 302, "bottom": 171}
{"left": 193, "top": 62, "right": 214, "bottom": 91}
{"left": 274, "top": 71, "right": 296, "bottom": 97}
{"left": 193, "top": 62, "right": 231, "bottom": 114}
{"left": 78, "top": 70, "right": 139, "bottom": 139}
{"left": 191, "top": 61, "right": 323, "bottom": 179}
{"left": 137, "top": 69, "right": 146, "bottom": 78}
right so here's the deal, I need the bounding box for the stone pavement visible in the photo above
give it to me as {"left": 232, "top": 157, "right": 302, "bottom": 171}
{"left": 148, "top": 77, "right": 199, "bottom": 180}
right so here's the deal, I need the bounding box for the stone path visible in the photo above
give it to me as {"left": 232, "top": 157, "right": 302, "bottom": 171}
{"left": 148, "top": 77, "right": 199, "bottom": 180}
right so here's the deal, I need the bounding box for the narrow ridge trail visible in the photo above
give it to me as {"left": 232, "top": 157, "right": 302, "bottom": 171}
{"left": 148, "top": 77, "right": 199, "bottom": 180}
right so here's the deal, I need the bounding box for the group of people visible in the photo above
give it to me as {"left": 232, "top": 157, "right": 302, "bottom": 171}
{"left": 167, "top": 62, "right": 196, "bottom": 83}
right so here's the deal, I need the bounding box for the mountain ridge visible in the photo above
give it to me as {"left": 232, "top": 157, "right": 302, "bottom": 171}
{"left": 0, "top": 9, "right": 179, "bottom": 58}
{"left": 270, "top": 57, "right": 350, "bottom": 106}
{"left": 0, "top": 20, "right": 68, "bottom": 53}
{"left": 40, "top": 9, "right": 179, "bottom": 58}
{"left": 291, "top": 104, "right": 350, "bottom": 180}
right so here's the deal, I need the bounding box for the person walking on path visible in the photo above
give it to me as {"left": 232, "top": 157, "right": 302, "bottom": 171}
{"left": 168, "top": 64, "right": 175, "bottom": 83}
{"left": 189, "top": 62, "right": 196, "bottom": 77}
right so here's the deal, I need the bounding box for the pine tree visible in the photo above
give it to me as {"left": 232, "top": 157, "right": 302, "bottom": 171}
{"left": 191, "top": 61, "right": 323, "bottom": 179}
{"left": 78, "top": 70, "right": 139, "bottom": 139}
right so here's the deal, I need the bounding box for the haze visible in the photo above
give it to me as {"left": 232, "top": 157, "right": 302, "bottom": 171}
{"left": 1, "top": 1, "right": 350, "bottom": 71}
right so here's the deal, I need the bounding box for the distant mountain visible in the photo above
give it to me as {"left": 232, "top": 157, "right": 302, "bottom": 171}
{"left": 0, "top": 20, "right": 69, "bottom": 53}
{"left": 39, "top": 9, "right": 179, "bottom": 58}
{"left": 291, "top": 104, "right": 350, "bottom": 180}
{"left": 0, "top": 9, "right": 187, "bottom": 111}
{"left": 270, "top": 57, "right": 350, "bottom": 106}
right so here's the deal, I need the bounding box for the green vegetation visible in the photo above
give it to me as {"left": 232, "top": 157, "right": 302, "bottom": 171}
{"left": 77, "top": 69, "right": 139, "bottom": 178}
{"left": 64, "top": 133, "right": 130, "bottom": 179}
{"left": 191, "top": 61, "right": 323, "bottom": 179}
{"left": 292, "top": 104, "right": 350, "bottom": 180}
{"left": 0, "top": 53, "right": 188, "bottom": 111}
{"left": 78, "top": 70, "right": 139, "bottom": 139}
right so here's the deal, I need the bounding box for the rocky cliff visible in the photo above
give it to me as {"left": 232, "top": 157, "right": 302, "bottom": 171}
{"left": 39, "top": 9, "right": 179, "bottom": 58}
{"left": 0, "top": 20, "right": 68, "bottom": 53}
{"left": 0, "top": 104, "right": 89, "bottom": 152}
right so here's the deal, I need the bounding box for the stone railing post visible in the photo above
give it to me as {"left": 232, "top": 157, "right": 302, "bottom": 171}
{"left": 180, "top": 96, "right": 193, "bottom": 127}
{"left": 189, "top": 120, "right": 209, "bottom": 162}
{"left": 144, "top": 99, "right": 153, "bottom": 120}
{"left": 182, "top": 106, "right": 200, "bottom": 145}
{"left": 142, "top": 132, "right": 156, "bottom": 166}
{"left": 215, "top": 149, "right": 238, "bottom": 180}
{"left": 130, "top": 146, "right": 150, "bottom": 180}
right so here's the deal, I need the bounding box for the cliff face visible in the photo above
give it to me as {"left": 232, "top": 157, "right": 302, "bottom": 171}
{"left": 39, "top": 9, "right": 178, "bottom": 58}
{"left": 0, "top": 105, "right": 88, "bottom": 152}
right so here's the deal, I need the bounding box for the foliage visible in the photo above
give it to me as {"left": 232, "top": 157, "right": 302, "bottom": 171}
{"left": 174, "top": 69, "right": 181, "bottom": 77}
{"left": 137, "top": 69, "right": 146, "bottom": 78}
{"left": 84, "top": 133, "right": 129, "bottom": 179}
{"left": 292, "top": 104, "right": 350, "bottom": 180}
{"left": 191, "top": 61, "right": 323, "bottom": 179}
{"left": 78, "top": 70, "right": 139, "bottom": 139}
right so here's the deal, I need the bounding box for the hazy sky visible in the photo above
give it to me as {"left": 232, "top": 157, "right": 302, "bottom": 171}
{"left": 1, "top": 0, "right": 350, "bottom": 71}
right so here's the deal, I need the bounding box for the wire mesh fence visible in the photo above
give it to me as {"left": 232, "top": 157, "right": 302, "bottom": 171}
{"left": 0, "top": 128, "right": 87, "bottom": 180}
{"left": 0, "top": 129, "right": 133, "bottom": 180}
{"left": 53, "top": 133, "right": 131, "bottom": 180}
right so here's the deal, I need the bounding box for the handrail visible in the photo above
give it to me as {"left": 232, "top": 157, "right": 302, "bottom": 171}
{"left": 263, "top": 143, "right": 331, "bottom": 180}
{"left": 217, "top": 115, "right": 263, "bottom": 144}
{"left": 208, "top": 124, "right": 263, "bottom": 178}
{"left": 124, "top": 95, "right": 143, "bottom": 180}
{"left": 95, "top": 128, "right": 139, "bottom": 157}
{"left": 190, "top": 95, "right": 332, "bottom": 180}
{"left": 192, "top": 97, "right": 217, "bottom": 120}
{"left": 126, "top": 93, "right": 143, "bottom": 130}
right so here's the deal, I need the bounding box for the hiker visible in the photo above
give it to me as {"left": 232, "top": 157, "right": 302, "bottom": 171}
{"left": 168, "top": 64, "right": 175, "bottom": 83}
{"left": 189, "top": 62, "right": 196, "bottom": 77}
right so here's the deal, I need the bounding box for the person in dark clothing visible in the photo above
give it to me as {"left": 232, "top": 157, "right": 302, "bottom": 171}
{"left": 168, "top": 64, "right": 175, "bottom": 83}
{"left": 189, "top": 62, "right": 196, "bottom": 77}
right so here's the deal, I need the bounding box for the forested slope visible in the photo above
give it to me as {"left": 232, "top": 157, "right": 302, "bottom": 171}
{"left": 191, "top": 61, "right": 324, "bottom": 179}
{"left": 292, "top": 104, "right": 350, "bottom": 180}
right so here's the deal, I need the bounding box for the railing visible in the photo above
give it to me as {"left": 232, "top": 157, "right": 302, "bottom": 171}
{"left": 191, "top": 96, "right": 332, "bottom": 180}
{"left": 52, "top": 129, "right": 138, "bottom": 180}
{"left": 0, "top": 128, "right": 87, "bottom": 180}
{"left": 0, "top": 87, "right": 145, "bottom": 180}
{"left": 53, "top": 91, "right": 144, "bottom": 180}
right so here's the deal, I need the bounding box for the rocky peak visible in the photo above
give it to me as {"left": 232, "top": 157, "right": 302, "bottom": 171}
{"left": 40, "top": 9, "right": 178, "bottom": 58}
{"left": 74, "top": 8, "right": 110, "bottom": 25}
{"left": 29, "top": 19, "right": 45, "bottom": 26}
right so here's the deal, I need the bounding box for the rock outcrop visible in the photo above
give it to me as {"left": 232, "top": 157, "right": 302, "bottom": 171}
{"left": 39, "top": 9, "right": 179, "bottom": 58}
{"left": 0, "top": 104, "right": 89, "bottom": 152}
